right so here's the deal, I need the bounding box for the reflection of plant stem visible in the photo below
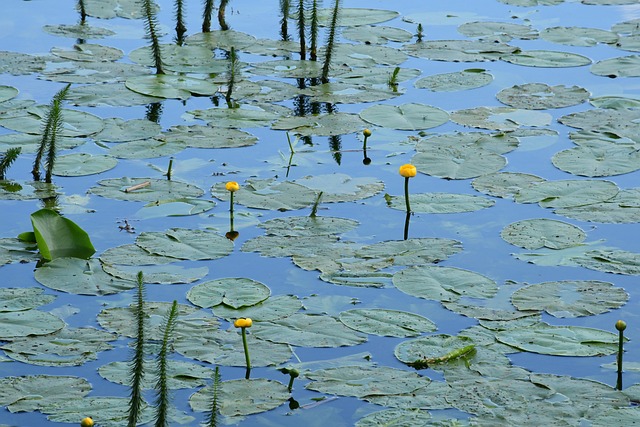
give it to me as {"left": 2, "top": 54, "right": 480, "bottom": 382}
{"left": 142, "top": 0, "right": 164, "bottom": 74}
{"left": 166, "top": 158, "right": 173, "bottom": 181}
{"left": 616, "top": 320, "right": 626, "bottom": 390}
{"left": 33, "top": 84, "right": 70, "bottom": 183}
{"left": 174, "top": 0, "right": 187, "bottom": 45}
{"left": 297, "top": 0, "right": 306, "bottom": 59}
{"left": 310, "top": 191, "right": 323, "bottom": 217}
{"left": 154, "top": 300, "right": 179, "bottom": 427}
{"left": 206, "top": 366, "right": 221, "bottom": 427}
{"left": 321, "top": 0, "right": 341, "bottom": 83}
{"left": 145, "top": 102, "right": 163, "bottom": 123}
{"left": 280, "top": 0, "right": 290, "bottom": 41}
{"left": 309, "top": 0, "right": 319, "bottom": 61}
{"left": 403, "top": 211, "right": 410, "bottom": 240}
{"left": 0, "top": 147, "right": 21, "bottom": 180}
{"left": 218, "top": 0, "right": 230, "bottom": 30}
{"left": 202, "top": 0, "right": 214, "bottom": 32}
{"left": 77, "top": 0, "right": 87, "bottom": 23}
{"left": 226, "top": 46, "right": 239, "bottom": 108}
{"left": 127, "top": 272, "right": 147, "bottom": 427}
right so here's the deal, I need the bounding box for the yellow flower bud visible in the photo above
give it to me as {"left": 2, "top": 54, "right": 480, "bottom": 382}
{"left": 616, "top": 320, "right": 627, "bottom": 331}
{"left": 225, "top": 181, "right": 240, "bottom": 192}
{"left": 234, "top": 318, "right": 253, "bottom": 328}
{"left": 80, "top": 417, "right": 94, "bottom": 427}
{"left": 399, "top": 164, "right": 417, "bottom": 178}
{"left": 363, "top": 129, "right": 372, "bottom": 138}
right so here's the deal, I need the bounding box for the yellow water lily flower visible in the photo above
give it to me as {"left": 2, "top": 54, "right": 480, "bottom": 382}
{"left": 234, "top": 318, "right": 253, "bottom": 328}
{"left": 399, "top": 164, "right": 417, "bottom": 178}
{"left": 80, "top": 417, "right": 94, "bottom": 427}
{"left": 225, "top": 181, "right": 240, "bottom": 192}
{"left": 363, "top": 128, "right": 372, "bottom": 138}
{"left": 616, "top": 320, "right": 627, "bottom": 331}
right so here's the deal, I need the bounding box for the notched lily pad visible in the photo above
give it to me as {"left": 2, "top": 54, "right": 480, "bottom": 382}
{"left": 339, "top": 308, "right": 436, "bottom": 337}
{"left": 501, "top": 218, "right": 586, "bottom": 249}
{"left": 187, "top": 278, "right": 270, "bottom": 309}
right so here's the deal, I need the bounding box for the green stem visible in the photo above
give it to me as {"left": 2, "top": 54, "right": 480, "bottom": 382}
{"left": 617, "top": 328, "right": 624, "bottom": 390}
{"left": 287, "top": 375, "right": 295, "bottom": 392}
{"left": 404, "top": 177, "right": 411, "bottom": 213}
{"left": 241, "top": 327, "right": 251, "bottom": 377}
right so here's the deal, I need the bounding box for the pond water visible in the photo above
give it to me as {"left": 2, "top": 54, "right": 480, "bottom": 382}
{"left": 1, "top": 0, "right": 640, "bottom": 425}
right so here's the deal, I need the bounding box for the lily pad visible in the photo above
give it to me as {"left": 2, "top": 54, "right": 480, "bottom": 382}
{"left": 415, "top": 69, "right": 493, "bottom": 92}
{"left": 511, "top": 280, "right": 628, "bottom": 317}
{"left": 514, "top": 179, "right": 619, "bottom": 208}
{"left": 387, "top": 192, "right": 495, "bottom": 213}
{"left": 355, "top": 238, "right": 463, "bottom": 266}
{"left": 294, "top": 173, "right": 384, "bottom": 202}
{"left": 257, "top": 215, "right": 359, "bottom": 237}
{"left": 458, "top": 21, "right": 538, "bottom": 41}
{"left": 35, "top": 258, "right": 136, "bottom": 295}
{"left": 187, "top": 278, "right": 270, "bottom": 309}
{"left": 472, "top": 172, "right": 547, "bottom": 199}
{"left": 160, "top": 125, "right": 257, "bottom": 149}
{"left": 0, "top": 310, "right": 65, "bottom": 339}
{"left": 93, "top": 118, "right": 161, "bottom": 142}
{"left": 497, "top": 83, "right": 590, "bottom": 109}
{"left": 0, "top": 106, "right": 104, "bottom": 137}
{"left": 451, "top": 106, "right": 552, "bottom": 131}
{"left": 360, "top": 103, "right": 449, "bottom": 131}
{"left": 98, "top": 359, "right": 213, "bottom": 389}
{"left": 211, "top": 178, "right": 317, "bottom": 211}
{"left": 393, "top": 265, "right": 498, "bottom": 302}
{"left": 500, "top": 218, "right": 586, "bottom": 249}
{"left": 540, "top": 26, "right": 618, "bottom": 46}
{"left": 592, "top": 55, "right": 640, "bottom": 77}
{"left": 552, "top": 142, "right": 640, "bottom": 177}
{"left": 272, "top": 112, "right": 368, "bottom": 136}
{"left": 135, "top": 198, "right": 216, "bottom": 219}
{"left": 125, "top": 74, "right": 217, "bottom": 100}
{"left": 252, "top": 313, "right": 367, "bottom": 347}
{"left": 339, "top": 308, "right": 436, "bottom": 337}
{"left": 211, "top": 295, "right": 303, "bottom": 322}
{"left": 108, "top": 137, "right": 186, "bottom": 159}
{"left": 0, "top": 288, "right": 55, "bottom": 312}
{"left": 411, "top": 145, "right": 507, "bottom": 179}
{"left": 501, "top": 50, "right": 592, "bottom": 67}
{"left": 0, "top": 375, "right": 91, "bottom": 413}
{"left": 404, "top": 40, "right": 518, "bottom": 62}
{"left": 89, "top": 177, "right": 204, "bottom": 202}
{"left": 135, "top": 228, "right": 233, "bottom": 261}
{"left": 555, "top": 188, "right": 640, "bottom": 223}
{"left": 52, "top": 153, "right": 117, "bottom": 176}
{"left": 394, "top": 334, "right": 475, "bottom": 367}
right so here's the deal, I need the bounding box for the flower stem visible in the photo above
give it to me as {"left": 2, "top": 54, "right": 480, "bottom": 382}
{"left": 241, "top": 327, "right": 251, "bottom": 373}
{"left": 404, "top": 177, "right": 411, "bottom": 213}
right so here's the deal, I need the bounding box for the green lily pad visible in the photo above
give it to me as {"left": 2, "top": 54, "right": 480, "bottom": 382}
{"left": 99, "top": 244, "right": 176, "bottom": 266}
{"left": 411, "top": 145, "right": 507, "bottom": 179}
{"left": 394, "top": 265, "right": 498, "bottom": 302}
{"left": 555, "top": 188, "right": 640, "bottom": 223}
{"left": 514, "top": 179, "right": 619, "bottom": 208}
{"left": 0, "top": 51, "right": 45, "bottom": 75}
{"left": 242, "top": 234, "right": 340, "bottom": 258}
{"left": 272, "top": 112, "right": 368, "bottom": 136}
{"left": 394, "top": 334, "right": 475, "bottom": 367}
{"left": 187, "top": 104, "right": 284, "bottom": 128}
{"left": 497, "top": 83, "right": 590, "bottom": 109}
{"left": 417, "top": 131, "right": 519, "bottom": 155}
{"left": 108, "top": 137, "right": 186, "bottom": 159}
{"left": 135, "top": 198, "right": 216, "bottom": 219}
{"left": 415, "top": 69, "right": 493, "bottom": 92}
{"left": 451, "top": 106, "right": 552, "bottom": 131}
{"left": 495, "top": 323, "right": 622, "bottom": 356}
{"left": 472, "top": 172, "right": 547, "bottom": 199}
{"left": 540, "top": 26, "right": 618, "bottom": 46}
{"left": 552, "top": 142, "right": 640, "bottom": 177}
{"left": 42, "top": 23, "right": 115, "bottom": 38}
{"left": 360, "top": 103, "right": 449, "bottom": 131}
{"left": 355, "top": 409, "right": 433, "bottom": 426}
{"left": 43, "top": 396, "right": 153, "bottom": 425}
{"left": 300, "top": 81, "right": 402, "bottom": 104}
{"left": 212, "top": 178, "right": 317, "bottom": 211}
{"left": 89, "top": 177, "right": 204, "bottom": 202}
{"left": 257, "top": 215, "right": 359, "bottom": 237}
{"left": 98, "top": 359, "right": 214, "bottom": 389}
{"left": 501, "top": 50, "right": 592, "bottom": 67}
{"left": 294, "top": 173, "right": 384, "bottom": 202}
{"left": 0, "top": 180, "right": 57, "bottom": 201}
{"left": 0, "top": 106, "right": 103, "bottom": 137}
{"left": 66, "top": 83, "right": 163, "bottom": 107}
{"left": 0, "top": 310, "right": 65, "bottom": 339}
{"left": 342, "top": 25, "right": 414, "bottom": 44}
{"left": 41, "top": 61, "right": 150, "bottom": 84}
{"left": 339, "top": 66, "right": 421, "bottom": 85}
{"left": 458, "top": 21, "right": 538, "bottom": 41}
{"left": 305, "top": 366, "right": 427, "bottom": 398}
{"left": 0, "top": 85, "right": 18, "bottom": 103}
{"left": 52, "top": 153, "right": 117, "bottom": 176}
{"left": 35, "top": 258, "right": 136, "bottom": 295}
{"left": 387, "top": 192, "right": 495, "bottom": 213}
{"left": 189, "top": 378, "right": 290, "bottom": 417}
{"left": 125, "top": 74, "right": 217, "bottom": 100}
{"left": 211, "top": 295, "right": 303, "bottom": 322}
{"left": 187, "top": 278, "right": 270, "bottom": 309}
{"left": 135, "top": 228, "right": 233, "bottom": 261}
{"left": 94, "top": 118, "right": 161, "bottom": 142}
{"left": 101, "top": 262, "right": 209, "bottom": 285}
{"left": 500, "top": 218, "right": 586, "bottom": 249}
{"left": 161, "top": 125, "right": 257, "bottom": 149}
{"left": 51, "top": 43, "right": 124, "bottom": 62}
{"left": 404, "top": 40, "right": 518, "bottom": 62}
{"left": 339, "top": 308, "right": 436, "bottom": 337}
{"left": 575, "top": 248, "right": 640, "bottom": 275}
{"left": 315, "top": 8, "right": 399, "bottom": 26}
{"left": 355, "top": 237, "right": 463, "bottom": 266}
{"left": 0, "top": 375, "right": 91, "bottom": 413}
{"left": 511, "top": 280, "right": 628, "bottom": 317}
{"left": 0, "top": 288, "right": 55, "bottom": 312}
{"left": 2, "top": 327, "right": 116, "bottom": 366}
{"left": 252, "top": 313, "right": 367, "bottom": 347}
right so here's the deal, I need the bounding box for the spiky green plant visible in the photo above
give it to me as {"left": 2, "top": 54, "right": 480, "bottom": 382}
{"left": 388, "top": 66, "right": 400, "bottom": 91}
{"left": 309, "top": 0, "right": 319, "bottom": 61}
{"left": 0, "top": 147, "right": 21, "bottom": 180}
{"left": 32, "top": 84, "right": 70, "bottom": 183}
{"left": 296, "top": 0, "right": 307, "bottom": 59}
{"left": 280, "top": 0, "right": 290, "bottom": 41}
{"left": 202, "top": 0, "right": 214, "bottom": 32}
{"left": 218, "top": 0, "right": 230, "bottom": 30}
{"left": 416, "top": 23, "right": 424, "bottom": 42}
{"left": 174, "top": 0, "right": 187, "bottom": 45}
{"left": 127, "top": 272, "right": 147, "bottom": 427}
{"left": 225, "top": 46, "right": 240, "bottom": 108}
{"left": 142, "top": 0, "right": 164, "bottom": 74}
{"left": 321, "top": 0, "right": 341, "bottom": 84}
{"left": 205, "top": 367, "right": 222, "bottom": 427}
{"left": 154, "top": 300, "right": 179, "bottom": 427}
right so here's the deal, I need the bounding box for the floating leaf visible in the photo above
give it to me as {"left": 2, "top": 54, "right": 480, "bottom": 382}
{"left": 135, "top": 198, "right": 216, "bottom": 219}
{"left": 90, "top": 177, "right": 204, "bottom": 202}
{"left": 187, "top": 278, "right": 270, "bottom": 309}
{"left": 451, "top": 106, "right": 552, "bottom": 131}
{"left": 52, "top": 153, "right": 117, "bottom": 176}
{"left": 294, "top": 173, "right": 384, "bottom": 202}
{"left": 540, "top": 26, "right": 618, "bottom": 47}
{"left": 591, "top": 55, "right": 640, "bottom": 77}
{"left": 514, "top": 179, "right": 619, "bottom": 208}
{"left": 0, "top": 106, "right": 103, "bottom": 137}
{"left": 0, "top": 288, "right": 55, "bottom": 312}
{"left": 125, "top": 74, "right": 217, "bottom": 100}
{"left": 99, "top": 244, "right": 176, "bottom": 266}
{"left": 212, "top": 178, "right": 317, "bottom": 211}
{"left": 339, "top": 308, "right": 436, "bottom": 337}
{"left": 387, "top": 192, "right": 495, "bottom": 213}
{"left": 135, "top": 228, "right": 233, "bottom": 261}
{"left": 0, "top": 310, "right": 65, "bottom": 339}
{"left": 500, "top": 218, "right": 586, "bottom": 249}
{"left": 394, "top": 265, "right": 498, "bottom": 302}
{"left": 555, "top": 188, "right": 640, "bottom": 223}
{"left": 212, "top": 295, "right": 303, "bottom": 322}
{"left": 501, "top": 50, "right": 592, "bottom": 67}
{"left": 497, "top": 83, "right": 589, "bottom": 109}
{"left": 472, "top": 172, "right": 546, "bottom": 199}
{"left": 355, "top": 408, "right": 433, "bottom": 426}
{"left": 355, "top": 238, "right": 463, "bottom": 266}
{"left": 404, "top": 40, "right": 518, "bottom": 62}
{"left": 108, "top": 137, "right": 186, "bottom": 159}
{"left": 394, "top": 334, "right": 475, "bottom": 367}
{"left": 99, "top": 359, "right": 213, "bottom": 389}
{"left": 101, "top": 262, "right": 208, "bottom": 285}
{"left": 93, "top": 118, "right": 161, "bottom": 142}
{"left": 360, "top": 103, "right": 449, "bottom": 131}
{"left": 458, "top": 21, "right": 538, "bottom": 41}
{"left": 496, "top": 323, "right": 622, "bottom": 356}
{"left": 252, "top": 313, "right": 367, "bottom": 347}
{"left": 272, "top": 112, "right": 368, "bottom": 136}
{"left": 35, "top": 258, "right": 135, "bottom": 295}
{"left": 0, "top": 375, "right": 91, "bottom": 413}
{"left": 160, "top": 125, "right": 257, "bottom": 149}
{"left": 552, "top": 142, "right": 640, "bottom": 177}
{"left": 415, "top": 69, "right": 493, "bottom": 92}
{"left": 511, "top": 280, "right": 628, "bottom": 317}
{"left": 411, "top": 145, "right": 507, "bottom": 179}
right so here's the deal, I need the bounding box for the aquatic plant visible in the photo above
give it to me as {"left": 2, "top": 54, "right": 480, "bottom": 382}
{"left": 142, "top": 0, "right": 164, "bottom": 74}
{"left": 32, "top": 84, "right": 70, "bottom": 183}
{"left": 616, "top": 319, "right": 626, "bottom": 390}
{"left": 234, "top": 317, "right": 252, "bottom": 378}
{"left": 218, "top": 0, "right": 230, "bottom": 30}
{"left": 77, "top": 0, "right": 87, "bottom": 23}
{"left": 416, "top": 23, "right": 424, "bottom": 42}
{"left": 279, "top": 0, "right": 290, "bottom": 41}
{"left": 205, "top": 367, "right": 222, "bottom": 427}
{"left": 388, "top": 67, "right": 400, "bottom": 91}
{"left": 28, "top": 208, "right": 95, "bottom": 261}
{"left": 127, "top": 271, "right": 147, "bottom": 427}
{"left": 309, "top": 0, "right": 319, "bottom": 60}
{"left": 225, "top": 46, "right": 240, "bottom": 108}
{"left": 166, "top": 158, "right": 173, "bottom": 181}
{"left": 399, "top": 164, "right": 417, "bottom": 214}
{"left": 202, "top": 0, "right": 214, "bottom": 32}
{"left": 154, "top": 300, "right": 179, "bottom": 427}
{"left": 80, "top": 416, "right": 93, "bottom": 427}
{"left": 321, "top": 0, "right": 341, "bottom": 83}
{"left": 309, "top": 191, "right": 323, "bottom": 217}
{"left": 296, "top": 0, "right": 307, "bottom": 59}
{"left": 407, "top": 344, "right": 476, "bottom": 369}
{"left": 0, "top": 147, "right": 21, "bottom": 180}
{"left": 174, "top": 0, "right": 187, "bottom": 45}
